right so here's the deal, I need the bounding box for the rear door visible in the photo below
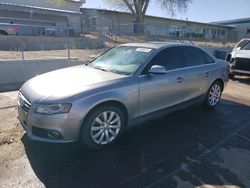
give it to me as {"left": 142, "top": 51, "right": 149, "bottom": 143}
{"left": 182, "top": 46, "right": 215, "bottom": 101}
{"left": 138, "top": 46, "right": 186, "bottom": 116}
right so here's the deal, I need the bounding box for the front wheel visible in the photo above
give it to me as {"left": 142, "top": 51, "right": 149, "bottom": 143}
{"left": 80, "top": 105, "right": 125, "bottom": 149}
{"left": 203, "top": 82, "right": 222, "bottom": 109}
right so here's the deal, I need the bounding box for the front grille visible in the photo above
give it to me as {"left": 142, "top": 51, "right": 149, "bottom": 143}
{"left": 18, "top": 92, "right": 31, "bottom": 112}
{"left": 234, "top": 58, "right": 250, "bottom": 71}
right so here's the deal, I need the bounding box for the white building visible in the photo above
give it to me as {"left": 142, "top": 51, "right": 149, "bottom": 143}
{"left": 213, "top": 18, "right": 250, "bottom": 40}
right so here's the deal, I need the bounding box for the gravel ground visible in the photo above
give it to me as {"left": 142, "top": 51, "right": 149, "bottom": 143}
{"left": 0, "top": 77, "right": 249, "bottom": 188}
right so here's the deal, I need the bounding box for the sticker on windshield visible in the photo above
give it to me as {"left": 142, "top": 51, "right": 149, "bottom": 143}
{"left": 136, "top": 48, "right": 152, "bottom": 52}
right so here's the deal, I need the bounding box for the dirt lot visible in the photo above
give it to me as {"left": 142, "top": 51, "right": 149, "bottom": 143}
{"left": 0, "top": 77, "right": 250, "bottom": 188}
{"left": 0, "top": 49, "right": 105, "bottom": 60}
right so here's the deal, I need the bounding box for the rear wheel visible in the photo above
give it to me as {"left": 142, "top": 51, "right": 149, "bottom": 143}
{"left": 0, "top": 30, "right": 8, "bottom": 35}
{"left": 203, "top": 81, "right": 222, "bottom": 109}
{"left": 80, "top": 105, "right": 125, "bottom": 149}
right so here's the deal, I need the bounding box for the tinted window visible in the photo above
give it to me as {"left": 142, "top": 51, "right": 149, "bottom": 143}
{"left": 242, "top": 42, "right": 250, "bottom": 50}
{"left": 149, "top": 47, "right": 183, "bottom": 71}
{"left": 204, "top": 53, "right": 215, "bottom": 64}
{"left": 237, "top": 40, "right": 249, "bottom": 48}
{"left": 183, "top": 47, "right": 205, "bottom": 67}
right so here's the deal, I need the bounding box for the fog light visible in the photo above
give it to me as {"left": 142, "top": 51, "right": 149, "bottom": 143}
{"left": 47, "top": 130, "right": 60, "bottom": 139}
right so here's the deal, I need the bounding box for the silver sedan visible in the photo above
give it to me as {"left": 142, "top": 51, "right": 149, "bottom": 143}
{"left": 18, "top": 42, "right": 229, "bottom": 149}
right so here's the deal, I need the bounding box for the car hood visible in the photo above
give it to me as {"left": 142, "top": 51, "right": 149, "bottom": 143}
{"left": 21, "top": 65, "right": 127, "bottom": 102}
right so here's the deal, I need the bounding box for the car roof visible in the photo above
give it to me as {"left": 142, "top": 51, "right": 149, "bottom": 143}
{"left": 119, "top": 42, "right": 196, "bottom": 49}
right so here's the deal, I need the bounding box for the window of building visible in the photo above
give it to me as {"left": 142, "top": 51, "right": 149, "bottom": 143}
{"left": 247, "top": 29, "right": 250, "bottom": 34}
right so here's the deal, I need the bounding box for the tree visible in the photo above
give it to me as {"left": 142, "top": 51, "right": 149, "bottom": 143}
{"left": 106, "top": 0, "right": 191, "bottom": 32}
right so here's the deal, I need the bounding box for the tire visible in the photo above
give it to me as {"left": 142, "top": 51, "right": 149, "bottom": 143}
{"left": 0, "top": 30, "right": 8, "bottom": 35}
{"left": 80, "top": 105, "right": 125, "bottom": 149}
{"left": 203, "top": 81, "right": 222, "bottom": 109}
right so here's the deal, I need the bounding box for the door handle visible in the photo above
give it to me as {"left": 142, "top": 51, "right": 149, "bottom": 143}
{"left": 177, "top": 77, "right": 184, "bottom": 83}
{"left": 204, "top": 72, "right": 209, "bottom": 78}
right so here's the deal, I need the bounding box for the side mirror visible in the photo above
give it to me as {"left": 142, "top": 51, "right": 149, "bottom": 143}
{"left": 148, "top": 65, "right": 167, "bottom": 75}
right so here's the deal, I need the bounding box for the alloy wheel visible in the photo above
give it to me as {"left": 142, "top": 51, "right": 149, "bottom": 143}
{"left": 208, "top": 84, "right": 221, "bottom": 106}
{"left": 90, "top": 111, "right": 121, "bottom": 145}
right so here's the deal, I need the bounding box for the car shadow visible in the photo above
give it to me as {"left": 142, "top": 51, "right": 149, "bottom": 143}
{"left": 21, "top": 99, "right": 250, "bottom": 188}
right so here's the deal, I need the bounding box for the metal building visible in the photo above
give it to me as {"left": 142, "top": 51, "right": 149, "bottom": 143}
{"left": 0, "top": 0, "right": 83, "bottom": 36}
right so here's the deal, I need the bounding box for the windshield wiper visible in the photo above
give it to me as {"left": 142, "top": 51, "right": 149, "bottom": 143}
{"left": 91, "top": 65, "right": 110, "bottom": 72}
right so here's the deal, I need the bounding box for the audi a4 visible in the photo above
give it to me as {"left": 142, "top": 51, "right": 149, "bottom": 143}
{"left": 18, "top": 42, "right": 229, "bottom": 149}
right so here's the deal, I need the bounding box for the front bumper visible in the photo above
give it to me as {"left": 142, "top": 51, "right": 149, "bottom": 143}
{"left": 230, "top": 58, "right": 250, "bottom": 76}
{"left": 230, "top": 68, "right": 250, "bottom": 76}
{"left": 18, "top": 105, "right": 81, "bottom": 143}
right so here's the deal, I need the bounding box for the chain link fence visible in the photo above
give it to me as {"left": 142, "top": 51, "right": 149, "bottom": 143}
{"left": 98, "top": 22, "right": 240, "bottom": 49}
{"left": 0, "top": 20, "right": 244, "bottom": 61}
{"left": 0, "top": 23, "right": 105, "bottom": 61}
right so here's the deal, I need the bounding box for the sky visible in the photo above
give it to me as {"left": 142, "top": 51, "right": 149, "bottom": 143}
{"left": 82, "top": 0, "right": 250, "bottom": 23}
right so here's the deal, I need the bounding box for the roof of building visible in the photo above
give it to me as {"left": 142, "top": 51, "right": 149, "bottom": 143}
{"left": 212, "top": 17, "right": 250, "bottom": 25}
{"left": 0, "top": 2, "right": 81, "bottom": 14}
{"left": 80, "top": 7, "right": 234, "bottom": 28}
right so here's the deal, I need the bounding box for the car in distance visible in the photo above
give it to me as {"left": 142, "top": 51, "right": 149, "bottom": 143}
{"left": 18, "top": 42, "right": 229, "bottom": 149}
{"left": 0, "top": 23, "right": 19, "bottom": 35}
{"left": 226, "top": 38, "right": 250, "bottom": 78}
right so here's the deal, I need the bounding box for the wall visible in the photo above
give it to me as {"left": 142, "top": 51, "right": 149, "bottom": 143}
{"left": 0, "top": 59, "right": 86, "bottom": 92}
{"left": 0, "top": 35, "right": 103, "bottom": 50}
{"left": 202, "top": 47, "right": 232, "bottom": 59}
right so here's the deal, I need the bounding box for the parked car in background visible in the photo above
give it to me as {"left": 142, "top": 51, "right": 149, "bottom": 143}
{"left": 0, "top": 23, "right": 19, "bottom": 35}
{"left": 226, "top": 38, "right": 250, "bottom": 78}
{"left": 18, "top": 42, "right": 229, "bottom": 149}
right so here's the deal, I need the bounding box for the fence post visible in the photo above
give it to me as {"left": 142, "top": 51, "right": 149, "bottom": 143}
{"left": 155, "top": 24, "right": 157, "bottom": 40}
{"left": 67, "top": 27, "right": 70, "bottom": 61}
{"left": 132, "top": 23, "right": 134, "bottom": 41}
{"left": 18, "top": 30, "right": 25, "bottom": 61}
{"left": 115, "top": 24, "right": 117, "bottom": 42}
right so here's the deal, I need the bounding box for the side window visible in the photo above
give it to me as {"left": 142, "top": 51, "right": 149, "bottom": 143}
{"left": 237, "top": 40, "right": 248, "bottom": 49}
{"left": 183, "top": 47, "right": 205, "bottom": 67}
{"left": 204, "top": 53, "right": 215, "bottom": 64}
{"left": 149, "top": 47, "right": 183, "bottom": 71}
{"left": 242, "top": 42, "right": 250, "bottom": 50}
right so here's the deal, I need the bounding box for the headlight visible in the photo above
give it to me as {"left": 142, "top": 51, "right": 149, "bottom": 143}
{"left": 35, "top": 103, "right": 71, "bottom": 115}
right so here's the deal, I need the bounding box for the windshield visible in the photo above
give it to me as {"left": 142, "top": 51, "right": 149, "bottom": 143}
{"left": 89, "top": 46, "right": 154, "bottom": 75}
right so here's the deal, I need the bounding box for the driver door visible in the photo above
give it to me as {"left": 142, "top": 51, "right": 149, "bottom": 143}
{"left": 138, "top": 46, "right": 186, "bottom": 116}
